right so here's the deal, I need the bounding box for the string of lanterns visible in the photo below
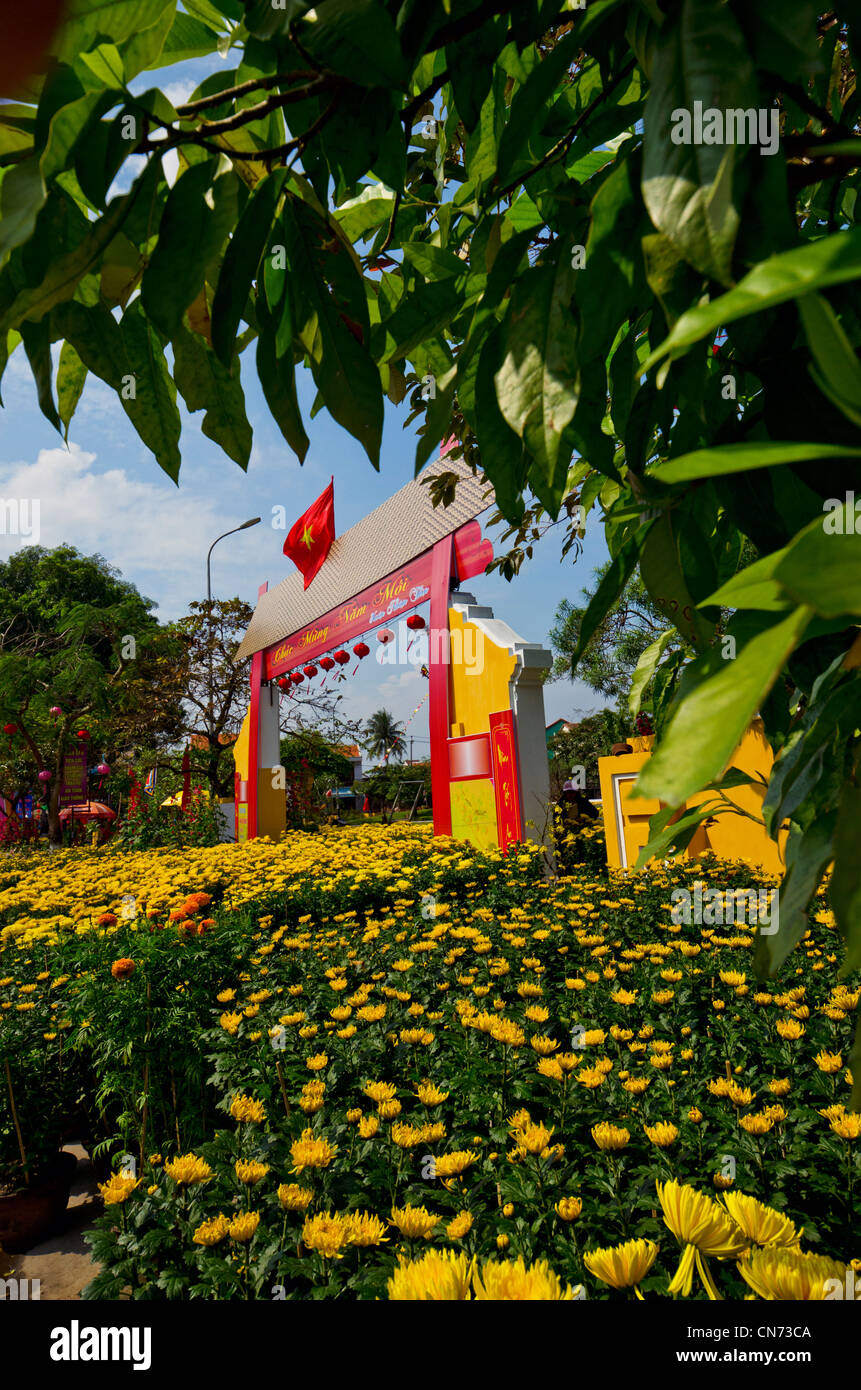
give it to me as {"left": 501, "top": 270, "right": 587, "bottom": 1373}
{"left": 2, "top": 713, "right": 110, "bottom": 795}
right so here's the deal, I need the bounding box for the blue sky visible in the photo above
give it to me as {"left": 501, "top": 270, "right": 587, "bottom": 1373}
{"left": 0, "top": 52, "right": 612, "bottom": 758}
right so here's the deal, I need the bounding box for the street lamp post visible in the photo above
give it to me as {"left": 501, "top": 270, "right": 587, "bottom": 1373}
{"left": 205, "top": 518, "right": 261, "bottom": 746}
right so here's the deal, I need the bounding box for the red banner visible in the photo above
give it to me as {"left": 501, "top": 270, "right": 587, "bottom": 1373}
{"left": 59, "top": 747, "right": 89, "bottom": 809}
{"left": 265, "top": 550, "right": 435, "bottom": 679}
{"left": 489, "top": 710, "right": 523, "bottom": 853}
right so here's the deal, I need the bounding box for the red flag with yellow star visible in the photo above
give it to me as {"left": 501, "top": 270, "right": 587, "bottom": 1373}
{"left": 283, "top": 478, "right": 335, "bottom": 589}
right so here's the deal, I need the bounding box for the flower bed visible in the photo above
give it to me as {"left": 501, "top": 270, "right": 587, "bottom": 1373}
{"left": 0, "top": 825, "right": 857, "bottom": 1299}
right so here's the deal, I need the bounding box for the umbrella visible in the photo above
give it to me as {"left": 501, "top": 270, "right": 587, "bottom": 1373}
{"left": 59, "top": 802, "right": 116, "bottom": 821}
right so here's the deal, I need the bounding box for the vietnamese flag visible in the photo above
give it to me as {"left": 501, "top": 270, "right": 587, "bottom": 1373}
{"left": 283, "top": 478, "right": 335, "bottom": 589}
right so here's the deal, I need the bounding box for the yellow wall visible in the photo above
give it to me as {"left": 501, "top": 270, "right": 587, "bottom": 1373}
{"left": 232, "top": 707, "right": 286, "bottom": 842}
{"left": 447, "top": 608, "right": 516, "bottom": 737}
{"left": 450, "top": 779, "right": 499, "bottom": 851}
{"left": 600, "top": 721, "right": 785, "bottom": 873}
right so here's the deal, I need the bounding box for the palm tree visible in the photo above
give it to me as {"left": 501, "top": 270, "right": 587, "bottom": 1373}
{"left": 363, "top": 709, "right": 405, "bottom": 763}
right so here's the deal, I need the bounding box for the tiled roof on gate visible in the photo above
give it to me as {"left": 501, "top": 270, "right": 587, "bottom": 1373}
{"left": 235, "top": 455, "right": 491, "bottom": 661}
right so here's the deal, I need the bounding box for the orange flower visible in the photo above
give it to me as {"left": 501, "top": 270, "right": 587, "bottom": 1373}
{"left": 111, "top": 958, "right": 136, "bottom": 981}
{"left": 98, "top": 912, "right": 118, "bottom": 927}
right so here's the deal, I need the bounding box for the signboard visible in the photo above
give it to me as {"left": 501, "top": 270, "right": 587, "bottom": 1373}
{"left": 59, "top": 747, "right": 89, "bottom": 809}
{"left": 489, "top": 711, "right": 523, "bottom": 852}
{"left": 265, "top": 550, "right": 435, "bottom": 679}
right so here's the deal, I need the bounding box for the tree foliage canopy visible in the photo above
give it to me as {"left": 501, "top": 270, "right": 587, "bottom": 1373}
{"left": 3, "top": 0, "right": 861, "bottom": 1093}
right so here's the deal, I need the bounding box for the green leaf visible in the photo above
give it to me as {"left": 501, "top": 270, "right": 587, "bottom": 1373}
{"left": 211, "top": 169, "right": 287, "bottom": 366}
{"left": 755, "top": 815, "right": 836, "bottom": 976}
{"left": 797, "top": 292, "right": 861, "bottom": 426}
{"left": 577, "top": 154, "right": 650, "bottom": 365}
{"left": 629, "top": 627, "right": 675, "bottom": 715}
{"left": 469, "top": 327, "right": 528, "bottom": 526}
{"left": 52, "top": 0, "right": 176, "bottom": 62}
{"left": 0, "top": 158, "right": 160, "bottom": 339}
{"left": 639, "top": 511, "right": 715, "bottom": 649}
{"left": 119, "top": 1, "right": 177, "bottom": 79}
{"left": 374, "top": 277, "right": 465, "bottom": 363}
{"left": 634, "top": 801, "right": 717, "bottom": 868}
{"left": 0, "top": 160, "right": 47, "bottom": 267}
{"left": 772, "top": 504, "right": 861, "bottom": 618}
{"left": 142, "top": 162, "right": 221, "bottom": 341}
{"left": 645, "top": 226, "right": 861, "bottom": 370}
{"left": 51, "top": 299, "right": 124, "bottom": 389}
{"left": 494, "top": 234, "right": 579, "bottom": 512}
{"left": 642, "top": 0, "right": 757, "bottom": 285}
{"left": 494, "top": 30, "right": 582, "bottom": 189}
{"left": 281, "top": 195, "right": 382, "bottom": 465}
{"left": 41, "top": 90, "right": 114, "bottom": 184}
{"left": 401, "top": 243, "right": 465, "bottom": 282}
{"left": 119, "top": 298, "right": 182, "bottom": 482}
{"left": 159, "top": 10, "right": 222, "bottom": 63}
{"left": 700, "top": 548, "right": 793, "bottom": 612}
{"left": 649, "top": 440, "right": 861, "bottom": 484}
{"left": 302, "top": 0, "right": 409, "bottom": 88}
{"left": 57, "top": 339, "right": 88, "bottom": 441}
{"left": 333, "top": 183, "right": 396, "bottom": 244}
{"left": 173, "top": 323, "right": 252, "bottom": 469}
{"left": 571, "top": 527, "right": 651, "bottom": 673}
{"left": 75, "top": 43, "right": 126, "bottom": 90}
{"left": 255, "top": 297, "right": 309, "bottom": 464}
{"left": 634, "top": 605, "right": 814, "bottom": 806}
{"left": 20, "top": 318, "right": 61, "bottom": 431}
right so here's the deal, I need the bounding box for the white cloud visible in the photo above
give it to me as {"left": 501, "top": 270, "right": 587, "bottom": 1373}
{"left": 0, "top": 443, "right": 262, "bottom": 619}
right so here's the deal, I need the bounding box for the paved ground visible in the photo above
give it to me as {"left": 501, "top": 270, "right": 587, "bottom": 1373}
{"left": 1, "top": 1145, "right": 101, "bottom": 1300}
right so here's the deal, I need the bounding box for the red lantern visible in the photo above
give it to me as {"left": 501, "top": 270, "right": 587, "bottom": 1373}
{"left": 303, "top": 664, "right": 318, "bottom": 679}
{"left": 290, "top": 671, "right": 304, "bottom": 685}
{"left": 76, "top": 729, "right": 89, "bottom": 740}
{"left": 319, "top": 656, "right": 336, "bottom": 671}
{"left": 333, "top": 650, "right": 350, "bottom": 666}
{"left": 376, "top": 628, "right": 394, "bottom": 645}
{"left": 277, "top": 677, "right": 289, "bottom": 690}
{"left": 3, "top": 722, "right": 17, "bottom": 752}
{"left": 406, "top": 614, "right": 425, "bottom": 630}
{"left": 350, "top": 640, "right": 370, "bottom": 675}
{"left": 49, "top": 705, "right": 62, "bottom": 721}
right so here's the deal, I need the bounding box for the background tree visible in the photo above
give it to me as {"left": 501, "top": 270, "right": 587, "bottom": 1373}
{"left": 549, "top": 566, "right": 681, "bottom": 700}
{"left": 3, "top": 0, "right": 861, "bottom": 1093}
{"left": 547, "top": 709, "right": 631, "bottom": 797}
{"left": 0, "top": 546, "right": 185, "bottom": 842}
{"left": 363, "top": 709, "right": 406, "bottom": 764}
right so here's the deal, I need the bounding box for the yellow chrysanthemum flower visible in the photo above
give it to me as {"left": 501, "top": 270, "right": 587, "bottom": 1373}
{"left": 164, "top": 1154, "right": 213, "bottom": 1186}
{"left": 720, "top": 1191, "right": 802, "bottom": 1250}
{"left": 228, "top": 1211, "right": 260, "bottom": 1243}
{"left": 387, "top": 1249, "right": 473, "bottom": 1300}
{"left": 591, "top": 1122, "right": 630, "bottom": 1151}
{"left": 738, "top": 1247, "right": 847, "bottom": 1300}
{"left": 229, "top": 1094, "right": 266, "bottom": 1125}
{"left": 584, "top": 1238, "right": 658, "bottom": 1296}
{"left": 289, "top": 1128, "right": 337, "bottom": 1173}
{"left": 473, "top": 1255, "right": 580, "bottom": 1301}
{"left": 235, "top": 1159, "right": 269, "bottom": 1186}
{"left": 656, "top": 1179, "right": 748, "bottom": 1299}
{"left": 389, "top": 1203, "right": 441, "bottom": 1239}
{"left": 193, "top": 1214, "right": 230, "bottom": 1246}
{"left": 277, "top": 1183, "right": 314, "bottom": 1211}
{"left": 446, "top": 1210, "right": 474, "bottom": 1240}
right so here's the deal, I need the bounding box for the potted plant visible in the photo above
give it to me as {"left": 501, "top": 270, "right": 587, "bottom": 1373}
{"left": 0, "top": 1030, "right": 78, "bottom": 1253}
